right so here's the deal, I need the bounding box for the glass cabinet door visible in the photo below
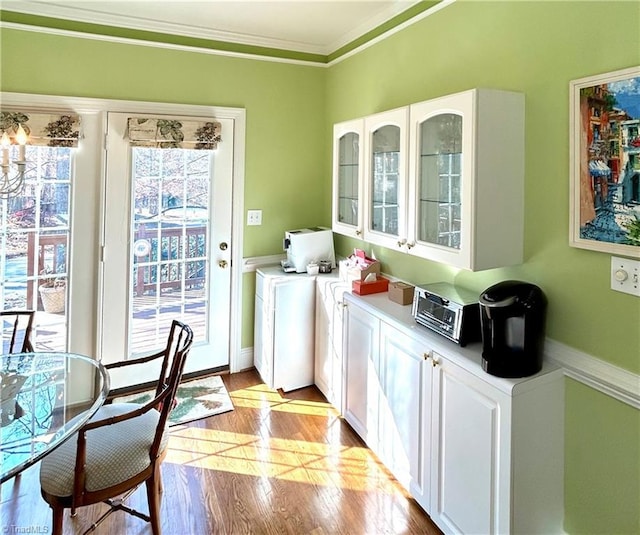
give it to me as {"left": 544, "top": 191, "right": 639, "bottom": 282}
{"left": 418, "top": 113, "right": 463, "bottom": 249}
{"left": 337, "top": 132, "right": 360, "bottom": 227}
{"left": 371, "top": 125, "right": 400, "bottom": 237}
{"left": 333, "top": 119, "right": 364, "bottom": 237}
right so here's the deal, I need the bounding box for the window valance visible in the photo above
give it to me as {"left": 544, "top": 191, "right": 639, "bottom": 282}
{"left": 0, "top": 111, "right": 81, "bottom": 148}
{"left": 126, "top": 117, "right": 222, "bottom": 150}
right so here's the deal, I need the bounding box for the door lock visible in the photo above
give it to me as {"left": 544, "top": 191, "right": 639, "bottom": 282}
{"left": 219, "top": 242, "right": 228, "bottom": 251}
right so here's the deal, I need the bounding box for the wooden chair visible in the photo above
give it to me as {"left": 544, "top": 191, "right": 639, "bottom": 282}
{"left": 39, "top": 320, "right": 194, "bottom": 535}
{"left": 0, "top": 310, "right": 35, "bottom": 354}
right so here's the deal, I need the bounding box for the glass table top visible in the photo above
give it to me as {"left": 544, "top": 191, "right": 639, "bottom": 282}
{"left": 0, "top": 352, "right": 109, "bottom": 483}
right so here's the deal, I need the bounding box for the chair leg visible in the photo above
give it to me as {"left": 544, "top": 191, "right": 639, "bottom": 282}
{"left": 146, "top": 467, "right": 162, "bottom": 535}
{"left": 51, "top": 504, "right": 64, "bottom": 535}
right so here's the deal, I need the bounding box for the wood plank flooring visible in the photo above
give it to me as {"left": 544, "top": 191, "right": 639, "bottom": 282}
{"left": 1, "top": 369, "right": 443, "bottom": 535}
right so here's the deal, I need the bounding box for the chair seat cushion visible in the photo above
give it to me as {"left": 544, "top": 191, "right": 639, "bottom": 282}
{"left": 40, "top": 403, "right": 169, "bottom": 497}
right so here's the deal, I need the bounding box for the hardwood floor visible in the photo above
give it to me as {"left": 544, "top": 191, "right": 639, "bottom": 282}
{"left": 1, "top": 369, "right": 443, "bottom": 535}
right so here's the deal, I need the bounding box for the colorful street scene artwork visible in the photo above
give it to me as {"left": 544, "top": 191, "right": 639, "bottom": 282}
{"left": 575, "top": 69, "right": 640, "bottom": 251}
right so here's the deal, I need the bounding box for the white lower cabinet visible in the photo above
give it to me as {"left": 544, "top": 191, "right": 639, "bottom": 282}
{"left": 429, "top": 354, "right": 509, "bottom": 534}
{"left": 342, "top": 295, "right": 379, "bottom": 444}
{"left": 340, "top": 292, "right": 564, "bottom": 535}
{"left": 254, "top": 267, "right": 316, "bottom": 392}
{"left": 314, "top": 277, "right": 349, "bottom": 412}
{"left": 343, "top": 297, "right": 431, "bottom": 509}
{"left": 378, "top": 320, "right": 432, "bottom": 511}
{"left": 314, "top": 280, "right": 332, "bottom": 398}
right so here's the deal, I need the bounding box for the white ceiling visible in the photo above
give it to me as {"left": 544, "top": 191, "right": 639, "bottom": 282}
{"left": 2, "top": 0, "right": 425, "bottom": 55}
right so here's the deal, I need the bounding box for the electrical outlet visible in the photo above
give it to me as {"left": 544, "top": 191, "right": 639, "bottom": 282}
{"left": 611, "top": 256, "right": 640, "bottom": 297}
{"left": 247, "top": 209, "right": 262, "bottom": 226}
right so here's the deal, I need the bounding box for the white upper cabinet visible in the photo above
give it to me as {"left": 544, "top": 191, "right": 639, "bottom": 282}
{"left": 407, "top": 89, "right": 525, "bottom": 270}
{"left": 363, "top": 107, "right": 409, "bottom": 250}
{"left": 332, "top": 89, "right": 525, "bottom": 271}
{"left": 332, "top": 119, "right": 365, "bottom": 238}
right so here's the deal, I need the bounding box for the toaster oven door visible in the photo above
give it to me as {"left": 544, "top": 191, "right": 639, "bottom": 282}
{"left": 413, "top": 293, "right": 460, "bottom": 340}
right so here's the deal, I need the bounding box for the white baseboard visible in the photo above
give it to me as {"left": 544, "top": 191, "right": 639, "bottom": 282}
{"left": 238, "top": 346, "right": 254, "bottom": 371}
{"left": 545, "top": 338, "right": 640, "bottom": 410}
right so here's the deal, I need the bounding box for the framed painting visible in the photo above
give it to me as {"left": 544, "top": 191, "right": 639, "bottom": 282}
{"left": 569, "top": 65, "right": 640, "bottom": 257}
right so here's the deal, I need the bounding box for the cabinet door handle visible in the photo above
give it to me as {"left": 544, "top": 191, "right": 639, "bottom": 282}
{"left": 355, "top": 229, "right": 362, "bottom": 236}
{"left": 407, "top": 241, "right": 415, "bottom": 250}
{"left": 423, "top": 352, "right": 431, "bottom": 361}
{"left": 397, "top": 238, "right": 407, "bottom": 248}
{"left": 431, "top": 356, "right": 439, "bottom": 367}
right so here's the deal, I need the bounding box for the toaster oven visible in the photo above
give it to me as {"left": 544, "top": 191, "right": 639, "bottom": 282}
{"left": 411, "top": 282, "right": 481, "bottom": 346}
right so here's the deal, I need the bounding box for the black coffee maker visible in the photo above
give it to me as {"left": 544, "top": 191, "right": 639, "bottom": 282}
{"left": 479, "top": 281, "right": 547, "bottom": 378}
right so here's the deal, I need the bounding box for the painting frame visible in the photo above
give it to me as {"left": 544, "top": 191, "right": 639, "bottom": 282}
{"left": 569, "top": 65, "right": 640, "bottom": 258}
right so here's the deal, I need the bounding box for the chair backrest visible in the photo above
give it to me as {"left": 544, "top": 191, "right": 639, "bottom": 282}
{"left": 0, "top": 310, "right": 35, "bottom": 353}
{"left": 68, "top": 320, "right": 193, "bottom": 506}
{"left": 150, "top": 320, "right": 193, "bottom": 459}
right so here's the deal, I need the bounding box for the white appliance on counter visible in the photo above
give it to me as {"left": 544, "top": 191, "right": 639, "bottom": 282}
{"left": 282, "top": 227, "right": 336, "bottom": 273}
{"left": 254, "top": 266, "right": 315, "bottom": 391}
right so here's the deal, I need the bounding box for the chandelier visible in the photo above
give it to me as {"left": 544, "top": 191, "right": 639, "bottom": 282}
{"left": 0, "top": 124, "right": 29, "bottom": 198}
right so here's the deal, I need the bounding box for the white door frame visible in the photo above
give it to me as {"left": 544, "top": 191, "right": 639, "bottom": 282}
{"left": 0, "top": 92, "right": 246, "bottom": 372}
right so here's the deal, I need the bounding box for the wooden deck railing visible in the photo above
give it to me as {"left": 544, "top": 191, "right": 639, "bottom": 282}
{"left": 132, "top": 224, "right": 207, "bottom": 297}
{"left": 25, "top": 224, "right": 208, "bottom": 304}
{"left": 27, "top": 233, "right": 68, "bottom": 308}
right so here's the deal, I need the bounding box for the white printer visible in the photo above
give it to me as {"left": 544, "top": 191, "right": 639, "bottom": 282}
{"left": 281, "top": 227, "right": 336, "bottom": 273}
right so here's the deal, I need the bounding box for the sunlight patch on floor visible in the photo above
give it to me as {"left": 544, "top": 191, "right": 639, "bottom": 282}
{"left": 228, "top": 384, "right": 340, "bottom": 418}
{"left": 166, "top": 428, "right": 396, "bottom": 492}
{"left": 165, "top": 385, "right": 400, "bottom": 493}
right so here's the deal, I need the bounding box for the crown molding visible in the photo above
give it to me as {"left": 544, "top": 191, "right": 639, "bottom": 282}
{"left": 1, "top": 0, "right": 454, "bottom": 68}
{"left": 326, "top": 0, "right": 423, "bottom": 53}
{"left": 4, "top": 0, "right": 331, "bottom": 55}
{"left": 2, "top": 0, "right": 454, "bottom": 62}
{"left": 3, "top": 0, "right": 433, "bottom": 57}
{"left": 0, "top": 21, "right": 328, "bottom": 67}
{"left": 327, "top": 0, "right": 455, "bottom": 66}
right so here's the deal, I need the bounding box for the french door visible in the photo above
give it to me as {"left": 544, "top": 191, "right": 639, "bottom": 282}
{"left": 0, "top": 145, "right": 72, "bottom": 352}
{"left": 101, "top": 113, "right": 233, "bottom": 387}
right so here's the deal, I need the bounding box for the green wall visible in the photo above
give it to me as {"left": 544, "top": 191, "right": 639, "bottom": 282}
{"left": 1, "top": 1, "right": 639, "bottom": 531}
{"left": 326, "top": 1, "right": 640, "bottom": 532}
{"left": 327, "top": 0, "right": 640, "bottom": 374}
{"left": 0, "top": 27, "right": 327, "bottom": 259}
{"left": 0, "top": 26, "right": 326, "bottom": 349}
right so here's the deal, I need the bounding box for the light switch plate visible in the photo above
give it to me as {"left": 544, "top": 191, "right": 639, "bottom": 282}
{"left": 611, "top": 256, "right": 640, "bottom": 297}
{"left": 247, "top": 209, "right": 262, "bottom": 226}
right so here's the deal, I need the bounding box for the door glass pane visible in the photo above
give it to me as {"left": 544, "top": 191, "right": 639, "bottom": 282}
{"left": 371, "top": 125, "right": 400, "bottom": 236}
{"left": 0, "top": 145, "right": 71, "bottom": 351}
{"left": 130, "top": 147, "right": 210, "bottom": 355}
{"left": 418, "top": 114, "right": 462, "bottom": 248}
{"left": 337, "top": 132, "right": 359, "bottom": 227}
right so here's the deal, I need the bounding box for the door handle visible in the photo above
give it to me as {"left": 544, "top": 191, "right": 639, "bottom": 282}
{"left": 218, "top": 260, "right": 228, "bottom": 268}
{"left": 219, "top": 242, "right": 228, "bottom": 251}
